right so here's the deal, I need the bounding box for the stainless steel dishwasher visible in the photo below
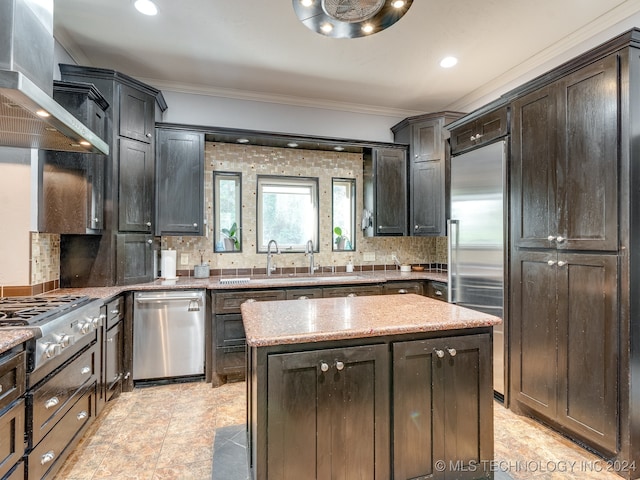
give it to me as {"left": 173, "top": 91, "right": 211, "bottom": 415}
{"left": 133, "top": 290, "right": 205, "bottom": 380}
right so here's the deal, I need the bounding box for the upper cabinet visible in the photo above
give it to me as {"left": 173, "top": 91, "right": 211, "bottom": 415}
{"left": 363, "top": 147, "right": 408, "bottom": 236}
{"left": 511, "top": 55, "right": 618, "bottom": 252}
{"left": 119, "top": 84, "right": 155, "bottom": 144}
{"left": 38, "top": 81, "right": 109, "bottom": 235}
{"left": 449, "top": 108, "right": 508, "bottom": 155}
{"left": 155, "top": 127, "right": 205, "bottom": 236}
{"left": 392, "top": 112, "right": 464, "bottom": 236}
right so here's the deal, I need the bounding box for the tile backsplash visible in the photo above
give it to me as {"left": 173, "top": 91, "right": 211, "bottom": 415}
{"left": 162, "top": 142, "right": 448, "bottom": 275}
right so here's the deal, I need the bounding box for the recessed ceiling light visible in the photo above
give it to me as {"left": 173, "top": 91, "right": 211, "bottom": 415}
{"left": 300, "top": 0, "right": 314, "bottom": 6}
{"left": 361, "top": 23, "right": 374, "bottom": 34}
{"left": 440, "top": 56, "right": 458, "bottom": 68}
{"left": 134, "top": 0, "right": 158, "bottom": 16}
{"left": 36, "top": 110, "right": 50, "bottom": 117}
{"left": 320, "top": 22, "right": 334, "bottom": 33}
{"left": 237, "top": 138, "right": 250, "bottom": 144}
{"left": 287, "top": 142, "right": 299, "bottom": 148}
{"left": 391, "top": 0, "right": 405, "bottom": 8}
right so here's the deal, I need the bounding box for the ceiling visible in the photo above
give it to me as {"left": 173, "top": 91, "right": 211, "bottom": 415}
{"left": 53, "top": 0, "right": 639, "bottom": 116}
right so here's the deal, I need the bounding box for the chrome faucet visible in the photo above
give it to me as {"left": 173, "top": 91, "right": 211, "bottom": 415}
{"left": 306, "top": 240, "right": 318, "bottom": 275}
{"left": 266, "top": 240, "right": 279, "bottom": 276}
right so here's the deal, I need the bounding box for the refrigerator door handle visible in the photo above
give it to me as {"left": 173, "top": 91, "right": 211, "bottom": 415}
{"left": 447, "top": 219, "right": 459, "bottom": 303}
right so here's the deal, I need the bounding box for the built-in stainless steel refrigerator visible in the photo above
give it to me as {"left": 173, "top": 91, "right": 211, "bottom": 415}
{"left": 448, "top": 139, "right": 506, "bottom": 396}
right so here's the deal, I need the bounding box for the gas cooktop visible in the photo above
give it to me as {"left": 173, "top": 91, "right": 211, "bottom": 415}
{"left": 0, "top": 294, "right": 91, "bottom": 326}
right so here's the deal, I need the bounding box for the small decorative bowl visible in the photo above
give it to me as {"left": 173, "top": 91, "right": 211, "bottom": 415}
{"left": 411, "top": 265, "right": 425, "bottom": 272}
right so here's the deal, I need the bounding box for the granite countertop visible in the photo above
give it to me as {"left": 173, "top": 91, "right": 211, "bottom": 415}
{"left": 241, "top": 293, "right": 501, "bottom": 347}
{"left": 0, "top": 328, "right": 35, "bottom": 354}
{"left": 53, "top": 270, "right": 448, "bottom": 301}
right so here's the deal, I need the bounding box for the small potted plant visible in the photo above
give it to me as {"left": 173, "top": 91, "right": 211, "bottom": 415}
{"left": 333, "top": 226, "right": 349, "bottom": 250}
{"left": 222, "top": 222, "right": 240, "bottom": 251}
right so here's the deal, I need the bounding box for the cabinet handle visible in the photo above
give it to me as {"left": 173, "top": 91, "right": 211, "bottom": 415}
{"left": 320, "top": 362, "right": 329, "bottom": 372}
{"left": 434, "top": 349, "right": 445, "bottom": 358}
{"left": 77, "top": 411, "right": 88, "bottom": 421}
{"left": 547, "top": 260, "right": 556, "bottom": 266}
{"left": 556, "top": 236, "right": 565, "bottom": 243}
{"left": 146, "top": 133, "right": 152, "bottom": 138}
{"left": 398, "top": 289, "right": 408, "bottom": 294}
{"left": 193, "top": 223, "right": 198, "bottom": 228}
{"left": 244, "top": 299, "right": 256, "bottom": 303}
{"left": 347, "top": 293, "right": 357, "bottom": 297}
{"left": 335, "top": 361, "right": 345, "bottom": 371}
{"left": 41, "top": 451, "right": 55, "bottom": 465}
{"left": 147, "top": 239, "right": 153, "bottom": 245}
{"left": 435, "top": 290, "right": 443, "bottom": 296}
{"left": 146, "top": 221, "right": 152, "bottom": 227}
{"left": 547, "top": 235, "right": 555, "bottom": 241}
{"left": 45, "top": 397, "right": 59, "bottom": 409}
{"left": 0, "top": 385, "right": 2, "bottom": 393}
{"left": 81, "top": 366, "right": 91, "bottom": 375}
{"left": 557, "top": 261, "right": 566, "bottom": 267}
{"left": 447, "top": 348, "right": 457, "bottom": 357}
{"left": 297, "top": 296, "right": 309, "bottom": 300}
{"left": 110, "top": 309, "right": 120, "bottom": 315}
{"left": 94, "top": 218, "right": 99, "bottom": 223}
{"left": 414, "top": 225, "right": 419, "bottom": 231}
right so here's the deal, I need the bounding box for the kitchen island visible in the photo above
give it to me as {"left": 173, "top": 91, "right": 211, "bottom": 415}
{"left": 241, "top": 293, "right": 501, "bottom": 480}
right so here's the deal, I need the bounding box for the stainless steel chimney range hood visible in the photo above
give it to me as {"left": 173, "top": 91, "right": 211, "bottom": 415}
{"left": 0, "top": 0, "right": 109, "bottom": 155}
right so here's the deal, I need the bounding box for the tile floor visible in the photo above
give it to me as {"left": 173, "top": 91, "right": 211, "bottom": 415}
{"left": 56, "top": 381, "right": 625, "bottom": 480}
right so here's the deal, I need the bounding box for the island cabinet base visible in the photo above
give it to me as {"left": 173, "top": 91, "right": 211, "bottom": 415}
{"left": 247, "top": 330, "right": 494, "bottom": 480}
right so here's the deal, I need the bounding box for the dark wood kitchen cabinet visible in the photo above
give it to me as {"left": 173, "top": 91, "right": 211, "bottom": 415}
{"left": 103, "top": 296, "right": 124, "bottom": 407}
{"left": 58, "top": 64, "right": 167, "bottom": 287}
{"left": 449, "top": 107, "right": 508, "bottom": 155}
{"left": 511, "top": 55, "right": 618, "bottom": 252}
{"left": 0, "top": 346, "right": 26, "bottom": 480}
{"left": 363, "top": 147, "right": 408, "bottom": 236}
{"left": 393, "top": 334, "right": 493, "bottom": 480}
{"left": 38, "top": 81, "right": 109, "bottom": 235}
{"left": 392, "top": 112, "right": 464, "bottom": 236}
{"left": 511, "top": 250, "right": 618, "bottom": 453}
{"left": 265, "top": 344, "right": 390, "bottom": 479}
{"left": 155, "top": 127, "right": 205, "bottom": 236}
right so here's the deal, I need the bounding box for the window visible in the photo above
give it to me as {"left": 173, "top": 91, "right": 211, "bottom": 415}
{"left": 257, "top": 175, "right": 319, "bottom": 252}
{"left": 332, "top": 178, "right": 355, "bottom": 251}
{"left": 213, "top": 172, "right": 242, "bottom": 252}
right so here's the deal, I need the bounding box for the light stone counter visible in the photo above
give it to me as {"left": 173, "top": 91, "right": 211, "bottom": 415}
{"left": 241, "top": 293, "right": 501, "bottom": 347}
{"left": 0, "top": 328, "right": 35, "bottom": 354}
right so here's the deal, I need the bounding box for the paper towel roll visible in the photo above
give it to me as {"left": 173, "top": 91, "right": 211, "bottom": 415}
{"left": 161, "top": 250, "right": 177, "bottom": 279}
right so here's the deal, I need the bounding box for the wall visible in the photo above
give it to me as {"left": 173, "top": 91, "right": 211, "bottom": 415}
{"left": 162, "top": 142, "right": 447, "bottom": 276}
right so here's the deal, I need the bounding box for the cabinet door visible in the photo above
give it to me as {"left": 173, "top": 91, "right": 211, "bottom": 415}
{"left": 556, "top": 253, "right": 618, "bottom": 453}
{"left": 393, "top": 334, "right": 492, "bottom": 480}
{"left": 116, "top": 234, "right": 154, "bottom": 284}
{"left": 411, "top": 159, "right": 443, "bottom": 235}
{"left": 105, "top": 322, "right": 123, "bottom": 396}
{"left": 119, "top": 84, "right": 154, "bottom": 143}
{"left": 375, "top": 148, "right": 407, "bottom": 236}
{"left": 267, "top": 344, "right": 389, "bottom": 480}
{"left": 412, "top": 119, "right": 442, "bottom": 162}
{"left": 557, "top": 56, "right": 618, "bottom": 251}
{"left": 511, "top": 85, "right": 559, "bottom": 248}
{"left": 511, "top": 250, "right": 559, "bottom": 419}
{"left": 119, "top": 138, "right": 153, "bottom": 232}
{"left": 155, "top": 129, "right": 204, "bottom": 235}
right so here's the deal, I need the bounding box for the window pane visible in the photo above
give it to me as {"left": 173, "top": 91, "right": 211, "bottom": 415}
{"left": 258, "top": 176, "right": 318, "bottom": 252}
{"left": 332, "top": 178, "right": 355, "bottom": 251}
{"left": 214, "top": 172, "right": 242, "bottom": 252}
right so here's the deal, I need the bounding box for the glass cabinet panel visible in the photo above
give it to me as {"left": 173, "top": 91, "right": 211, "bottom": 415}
{"left": 214, "top": 171, "right": 242, "bottom": 252}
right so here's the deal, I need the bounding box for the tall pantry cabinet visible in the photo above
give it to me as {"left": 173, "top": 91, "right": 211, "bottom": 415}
{"left": 508, "top": 29, "right": 640, "bottom": 471}
{"left": 57, "top": 65, "right": 167, "bottom": 286}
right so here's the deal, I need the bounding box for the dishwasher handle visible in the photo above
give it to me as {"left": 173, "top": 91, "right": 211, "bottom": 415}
{"left": 136, "top": 295, "right": 202, "bottom": 303}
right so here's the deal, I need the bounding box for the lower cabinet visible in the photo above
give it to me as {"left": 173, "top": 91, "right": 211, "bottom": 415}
{"left": 266, "top": 344, "right": 390, "bottom": 479}
{"left": 248, "top": 332, "right": 493, "bottom": 480}
{"left": 116, "top": 234, "right": 155, "bottom": 285}
{"left": 393, "top": 334, "right": 493, "bottom": 479}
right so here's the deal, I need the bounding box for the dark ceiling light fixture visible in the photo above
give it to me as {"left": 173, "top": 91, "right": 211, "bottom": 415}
{"left": 293, "top": 0, "right": 413, "bottom": 39}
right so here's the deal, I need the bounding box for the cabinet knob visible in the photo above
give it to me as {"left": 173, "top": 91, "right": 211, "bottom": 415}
{"left": 335, "top": 361, "right": 345, "bottom": 371}
{"left": 94, "top": 218, "right": 100, "bottom": 223}
{"left": 398, "top": 289, "right": 408, "bottom": 294}
{"left": 470, "top": 135, "right": 475, "bottom": 141}
{"left": 556, "top": 236, "right": 565, "bottom": 243}
{"left": 414, "top": 225, "right": 419, "bottom": 231}
{"left": 347, "top": 293, "right": 357, "bottom": 297}
{"left": 435, "top": 290, "right": 443, "bottom": 296}
{"left": 434, "top": 349, "right": 445, "bottom": 358}
{"left": 147, "top": 239, "right": 153, "bottom": 245}
{"left": 146, "top": 221, "right": 152, "bottom": 227}
{"left": 447, "top": 348, "right": 457, "bottom": 357}
{"left": 547, "top": 260, "right": 556, "bottom": 266}
{"left": 81, "top": 366, "right": 91, "bottom": 375}
{"left": 41, "top": 451, "right": 55, "bottom": 465}
{"left": 45, "top": 397, "right": 60, "bottom": 409}
{"left": 557, "top": 261, "right": 566, "bottom": 267}
{"left": 547, "top": 235, "right": 555, "bottom": 241}
{"left": 146, "top": 133, "right": 152, "bottom": 138}
{"left": 193, "top": 223, "right": 198, "bottom": 228}
{"left": 77, "top": 411, "right": 88, "bottom": 421}
{"left": 297, "top": 296, "right": 309, "bottom": 300}
{"left": 245, "top": 298, "right": 256, "bottom": 303}
{"left": 320, "top": 362, "right": 329, "bottom": 372}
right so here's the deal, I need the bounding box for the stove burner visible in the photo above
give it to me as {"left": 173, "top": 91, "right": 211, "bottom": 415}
{"left": 0, "top": 294, "right": 92, "bottom": 326}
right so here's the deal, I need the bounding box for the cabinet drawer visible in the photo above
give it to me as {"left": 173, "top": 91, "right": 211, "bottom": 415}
{"left": 426, "top": 281, "right": 448, "bottom": 301}
{"left": 3, "top": 461, "right": 24, "bottom": 480}
{"left": 323, "top": 285, "right": 382, "bottom": 297}
{"left": 0, "top": 350, "right": 26, "bottom": 412}
{"left": 214, "top": 290, "right": 286, "bottom": 314}
{"left": 450, "top": 108, "right": 508, "bottom": 154}
{"left": 105, "top": 296, "right": 124, "bottom": 329}
{"left": 31, "top": 345, "right": 97, "bottom": 446}
{"left": 28, "top": 385, "right": 95, "bottom": 480}
{"left": 383, "top": 282, "right": 424, "bottom": 295}
{"left": 0, "top": 398, "right": 25, "bottom": 479}
{"left": 216, "top": 346, "right": 245, "bottom": 376}
{"left": 215, "top": 314, "right": 245, "bottom": 348}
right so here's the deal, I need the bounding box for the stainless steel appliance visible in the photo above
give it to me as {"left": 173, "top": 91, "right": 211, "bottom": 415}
{"left": 133, "top": 290, "right": 205, "bottom": 381}
{"left": 0, "top": 294, "right": 103, "bottom": 479}
{"left": 448, "top": 139, "right": 507, "bottom": 396}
